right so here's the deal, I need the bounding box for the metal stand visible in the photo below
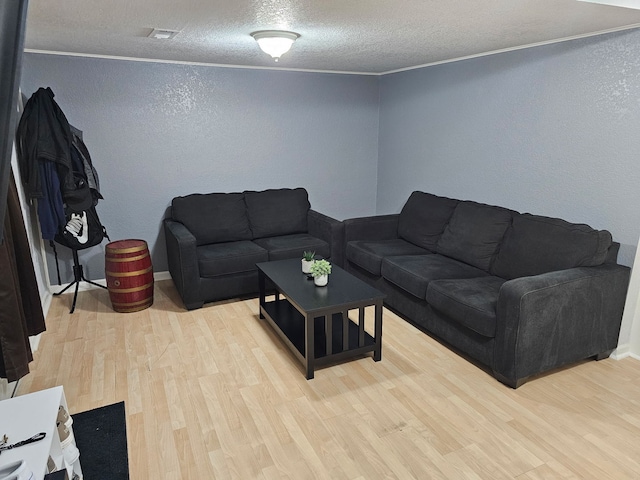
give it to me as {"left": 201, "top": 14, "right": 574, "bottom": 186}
{"left": 53, "top": 248, "right": 106, "bottom": 313}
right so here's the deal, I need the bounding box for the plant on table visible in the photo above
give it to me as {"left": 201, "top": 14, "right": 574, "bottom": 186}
{"left": 310, "top": 259, "right": 331, "bottom": 286}
{"left": 301, "top": 251, "right": 316, "bottom": 273}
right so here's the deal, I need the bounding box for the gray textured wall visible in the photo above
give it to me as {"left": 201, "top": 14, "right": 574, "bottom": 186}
{"left": 378, "top": 29, "right": 640, "bottom": 269}
{"left": 20, "top": 54, "right": 380, "bottom": 284}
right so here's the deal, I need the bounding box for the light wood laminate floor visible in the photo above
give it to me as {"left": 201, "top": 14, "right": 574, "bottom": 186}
{"left": 17, "top": 280, "right": 640, "bottom": 479}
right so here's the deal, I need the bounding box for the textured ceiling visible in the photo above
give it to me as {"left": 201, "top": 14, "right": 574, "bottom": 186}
{"left": 24, "top": 0, "right": 640, "bottom": 75}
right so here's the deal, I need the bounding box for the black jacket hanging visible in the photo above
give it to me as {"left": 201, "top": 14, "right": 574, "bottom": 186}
{"left": 15, "top": 87, "right": 75, "bottom": 239}
{"left": 16, "top": 87, "right": 75, "bottom": 199}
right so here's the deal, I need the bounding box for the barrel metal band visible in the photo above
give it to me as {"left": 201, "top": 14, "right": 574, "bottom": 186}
{"left": 106, "top": 244, "right": 148, "bottom": 254}
{"left": 113, "top": 302, "right": 153, "bottom": 313}
{"left": 112, "top": 298, "right": 154, "bottom": 307}
{"left": 106, "top": 252, "right": 149, "bottom": 262}
{"left": 106, "top": 266, "right": 153, "bottom": 277}
{"left": 109, "top": 282, "right": 154, "bottom": 293}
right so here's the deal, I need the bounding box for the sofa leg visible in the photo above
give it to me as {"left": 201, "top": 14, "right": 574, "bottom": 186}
{"left": 185, "top": 301, "right": 204, "bottom": 310}
{"left": 494, "top": 372, "right": 528, "bottom": 389}
{"left": 595, "top": 349, "right": 614, "bottom": 361}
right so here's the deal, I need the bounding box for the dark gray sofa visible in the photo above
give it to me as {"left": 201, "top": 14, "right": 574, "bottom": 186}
{"left": 164, "top": 187, "right": 343, "bottom": 310}
{"left": 344, "top": 191, "right": 630, "bottom": 388}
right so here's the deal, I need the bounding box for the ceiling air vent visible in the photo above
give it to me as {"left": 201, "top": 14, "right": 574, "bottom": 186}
{"left": 148, "top": 29, "right": 180, "bottom": 40}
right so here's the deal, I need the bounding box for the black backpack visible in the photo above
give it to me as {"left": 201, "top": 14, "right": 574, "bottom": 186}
{"left": 54, "top": 205, "right": 108, "bottom": 250}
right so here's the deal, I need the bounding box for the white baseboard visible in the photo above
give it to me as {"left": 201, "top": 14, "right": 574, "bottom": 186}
{"left": 41, "top": 290, "right": 52, "bottom": 319}
{"left": 619, "top": 351, "right": 640, "bottom": 361}
{"left": 154, "top": 271, "right": 172, "bottom": 281}
{"left": 29, "top": 333, "right": 41, "bottom": 353}
{"left": 612, "top": 345, "right": 628, "bottom": 359}
{"left": 0, "top": 379, "right": 18, "bottom": 400}
{"left": 48, "top": 270, "right": 171, "bottom": 295}
{"left": 611, "top": 344, "right": 640, "bottom": 361}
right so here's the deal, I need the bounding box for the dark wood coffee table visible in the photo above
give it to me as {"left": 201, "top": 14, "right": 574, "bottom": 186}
{"left": 257, "top": 259, "right": 385, "bottom": 379}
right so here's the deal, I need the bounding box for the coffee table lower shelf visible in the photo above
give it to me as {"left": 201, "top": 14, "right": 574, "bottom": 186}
{"left": 261, "top": 299, "right": 377, "bottom": 378}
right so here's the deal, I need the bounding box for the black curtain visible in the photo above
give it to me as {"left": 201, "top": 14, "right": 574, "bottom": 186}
{"left": 0, "top": 170, "right": 46, "bottom": 382}
{"left": 0, "top": 0, "right": 28, "bottom": 242}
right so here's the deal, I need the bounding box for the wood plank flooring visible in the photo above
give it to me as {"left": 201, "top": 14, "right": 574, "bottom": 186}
{"left": 17, "top": 279, "right": 640, "bottom": 479}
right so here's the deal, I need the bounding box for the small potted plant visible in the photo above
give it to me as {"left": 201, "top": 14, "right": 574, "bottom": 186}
{"left": 310, "top": 259, "right": 331, "bottom": 286}
{"left": 301, "top": 251, "right": 315, "bottom": 273}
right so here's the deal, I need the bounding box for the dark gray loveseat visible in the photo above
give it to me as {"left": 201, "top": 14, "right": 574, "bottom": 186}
{"left": 164, "top": 187, "right": 342, "bottom": 310}
{"left": 344, "top": 191, "right": 630, "bottom": 388}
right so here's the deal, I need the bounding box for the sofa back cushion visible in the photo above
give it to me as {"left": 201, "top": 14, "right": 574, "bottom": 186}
{"left": 244, "top": 188, "right": 310, "bottom": 239}
{"left": 398, "top": 191, "right": 458, "bottom": 251}
{"left": 436, "top": 201, "right": 514, "bottom": 271}
{"left": 491, "top": 213, "right": 613, "bottom": 279}
{"left": 171, "top": 192, "right": 252, "bottom": 246}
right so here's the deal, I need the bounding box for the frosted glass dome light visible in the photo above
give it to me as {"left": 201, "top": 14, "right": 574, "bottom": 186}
{"left": 251, "top": 30, "right": 300, "bottom": 61}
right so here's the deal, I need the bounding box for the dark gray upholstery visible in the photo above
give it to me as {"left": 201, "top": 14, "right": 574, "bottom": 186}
{"left": 343, "top": 191, "right": 630, "bottom": 388}
{"left": 436, "top": 202, "right": 514, "bottom": 271}
{"left": 165, "top": 187, "right": 343, "bottom": 309}
{"left": 346, "top": 239, "right": 430, "bottom": 276}
{"left": 171, "top": 192, "right": 251, "bottom": 245}
{"left": 197, "top": 241, "right": 268, "bottom": 277}
{"left": 253, "top": 233, "right": 330, "bottom": 261}
{"left": 494, "top": 264, "right": 629, "bottom": 387}
{"left": 344, "top": 214, "right": 399, "bottom": 243}
{"left": 426, "top": 276, "right": 506, "bottom": 337}
{"left": 381, "top": 254, "right": 488, "bottom": 299}
{"left": 491, "top": 213, "right": 612, "bottom": 279}
{"left": 164, "top": 219, "right": 202, "bottom": 310}
{"left": 398, "top": 191, "right": 458, "bottom": 251}
{"left": 308, "top": 209, "right": 345, "bottom": 267}
{"left": 244, "top": 188, "right": 309, "bottom": 238}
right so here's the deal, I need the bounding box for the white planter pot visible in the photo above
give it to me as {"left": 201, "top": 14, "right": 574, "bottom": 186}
{"left": 314, "top": 274, "right": 328, "bottom": 287}
{"left": 302, "top": 259, "right": 314, "bottom": 274}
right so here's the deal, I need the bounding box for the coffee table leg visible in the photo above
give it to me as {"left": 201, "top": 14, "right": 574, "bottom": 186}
{"left": 342, "top": 312, "right": 349, "bottom": 351}
{"left": 258, "top": 270, "right": 265, "bottom": 319}
{"left": 374, "top": 303, "right": 383, "bottom": 361}
{"left": 325, "top": 314, "right": 332, "bottom": 355}
{"left": 305, "top": 314, "right": 315, "bottom": 379}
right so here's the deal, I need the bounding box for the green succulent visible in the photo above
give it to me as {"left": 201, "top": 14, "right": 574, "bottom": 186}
{"left": 310, "top": 259, "right": 331, "bottom": 277}
{"left": 302, "top": 251, "right": 316, "bottom": 261}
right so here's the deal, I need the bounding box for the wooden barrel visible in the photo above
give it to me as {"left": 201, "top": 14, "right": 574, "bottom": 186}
{"left": 105, "top": 239, "right": 154, "bottom": 313}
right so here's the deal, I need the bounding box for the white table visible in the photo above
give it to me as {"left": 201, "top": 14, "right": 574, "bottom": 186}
{"left": 0, "top": 386, "right": 82, "bottom": 480}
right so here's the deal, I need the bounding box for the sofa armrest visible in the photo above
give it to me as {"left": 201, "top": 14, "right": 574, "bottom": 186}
{"left": 493, "top": 263, "right": 630, "bottom": 387}
{"left": 164, "top": 219, "right": 203, "bottom": 310}
{"left": 343, "top": 214, "right": 399, "bottom": 243}
{"left": 308, "top": 209, "right": 344, "bottom": 267}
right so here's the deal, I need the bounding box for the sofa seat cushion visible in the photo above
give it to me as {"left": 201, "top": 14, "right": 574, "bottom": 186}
{"left": 346, "top": 239, "right": 430, "bottom": 276}
{"left": 244, "top": 188, "right": 310, "bottom": 239}
{"left": 197, "top": 241, "right": 268, "bottom": 278}
{"left": 491, "top": 213, "right": 613, "bottom": 280}
{"left": 398, "top": 191, "right": 458, "bottom": 251}
{"left": 426, "top": 276, "right": 507, "bottom": 337}
{"left": 436, "top": 201, "right": 514, "bottom": 271}
{"left": 172, "top": 192, "right": 252, "bottom": 245}
{"left": 253, "top": 234, "right": 330, "bottom": 261}
{"left": 381, "top": 254, "right": 489, "bottom": 300}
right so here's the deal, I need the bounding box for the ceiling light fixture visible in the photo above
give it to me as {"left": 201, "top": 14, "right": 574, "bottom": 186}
{"left": 251, "top": 30, "right": 300, "bottom": 62}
